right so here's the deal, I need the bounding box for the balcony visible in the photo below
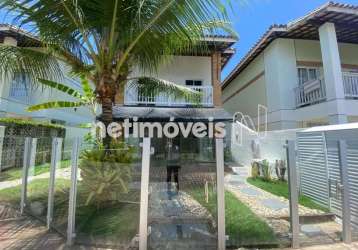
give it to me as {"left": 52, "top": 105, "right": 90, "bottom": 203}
{"left": 295, "top": 72, "right": 358, "bottom": 108}
{"left": 295, "top": 78, "right": 326, "bottom": 108}
{"left": 124, "top": 83, "right": 213, "bottom": 107}
{"left": 343, "top": 72, "right": 358, "bottom": 99}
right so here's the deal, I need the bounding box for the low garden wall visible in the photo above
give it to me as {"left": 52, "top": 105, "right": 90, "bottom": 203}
{"left": 0, "top": 118, "right": 65, "bottom": 171}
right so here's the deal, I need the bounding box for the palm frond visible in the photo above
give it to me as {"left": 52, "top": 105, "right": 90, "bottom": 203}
{"left": 38, "top": 79, "right": 83, "bottom": 99}
{"left": 80, "top": 77, "right": 94, "bottom": 99}
{"left": 0, "top": 45, "right": 63, "bottom": 83}
{"left": 132, "top": 77, "right": 202, "bottom": 102}
{"left": 27, "top": 101, "right": 86, "bottom": 112}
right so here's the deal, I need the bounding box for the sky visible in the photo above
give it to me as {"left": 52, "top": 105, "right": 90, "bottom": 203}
{"left": 222, "top": 0, "right": 358, "bottom": 79}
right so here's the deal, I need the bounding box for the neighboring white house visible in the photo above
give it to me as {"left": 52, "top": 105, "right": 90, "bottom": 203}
{"left": 222, "top": 2, "right": 358, "bottom": 131}
{"left": 0, "top": 24, "right": 93, "bottom": 127}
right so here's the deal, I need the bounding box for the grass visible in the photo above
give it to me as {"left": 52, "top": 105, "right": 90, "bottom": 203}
{"left": 247, "top": 177, "right": 329, "bottom": 212}
{"left": 0, "top": 160, "right": 71, "bottom": 182}
{"left": 187, "top": 186, "right": 277, "bottom": 247}
{"left": 0, "top": 178, "right": 140, "bottom": 245}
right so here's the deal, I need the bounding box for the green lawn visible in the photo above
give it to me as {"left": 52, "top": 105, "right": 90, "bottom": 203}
{"left": 247, "top": 177, "right": 329, "bottom": 212}
{"left": 0, "top": 178, "right": 140, "bottom": 245}
{"left": 187, "top": 186, "right": 277, "bottom": 247}
{"left": 0, "top": 160, "right": 71, "bottom": 182}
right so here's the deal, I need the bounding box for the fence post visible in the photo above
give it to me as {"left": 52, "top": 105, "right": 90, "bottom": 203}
{"left": 139, "top": 138, "right": 151, "bottom": 250}
{"left": 47, "top": 137, "right": 63, "bottom": 229}
{"left": 338, "top": 140, "right": 352, "bottom": 244}
{"left": 216, "top": 138, "right": 226, "bottom": 250}
{"left": 20, "top": 137, "right": 37, "bottom": 214}
{"left": 66, "top": 138, "right": 80, "bottom": 246}
{"left": 286, "top": 140, "right": 300, "bottom": 248}
{"left": 20, "top": 137, "right": 31, "bottom": 214}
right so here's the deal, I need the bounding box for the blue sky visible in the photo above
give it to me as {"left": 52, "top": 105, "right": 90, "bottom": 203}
{"left": 223, "top": 0, "right": 358, "bottom": 79}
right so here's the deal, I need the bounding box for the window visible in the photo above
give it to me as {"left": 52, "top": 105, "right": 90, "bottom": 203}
{"left": 9, "top": 73, "right": 30, "bottom": 102}
{"left": 297, "top": 67, "right": 320, "bottom": 85}
{"left": 185, "top": 80, "right": 202, "bottom": 86}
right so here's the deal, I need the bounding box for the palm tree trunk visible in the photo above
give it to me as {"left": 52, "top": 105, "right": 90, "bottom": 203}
{"left": 101, "top": 96, "right": 113, "bottom": 148}
{"left": 102, "top": 96, "right": 113, "bottom": 126}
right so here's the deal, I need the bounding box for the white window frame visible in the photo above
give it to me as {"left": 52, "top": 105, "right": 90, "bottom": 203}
{"left": 297, "top": 67, "right": 321, "bottom": 86}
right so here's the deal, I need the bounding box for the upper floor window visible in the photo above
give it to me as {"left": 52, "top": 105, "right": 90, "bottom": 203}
{"left": 185, "top": 80, "right": 202, "bottom": 86}
{"left": 9, "top": 73, "right": 30, "bottom": 102}
{"left": 297, "top": 67, "right": 320, "bottom": 85}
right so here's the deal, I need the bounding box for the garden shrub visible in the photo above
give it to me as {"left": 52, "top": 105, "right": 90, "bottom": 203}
{"left": 261, "top": 160, "right": 271, "bottom": 182}
{"left": 251, "top": 162, "right": 259, "bottom": 178}
{"left": 275, "top": 159, "right": 286, "bottom": 181}
{"left": 79, "top": 140, "right": 136, "bottom": 208}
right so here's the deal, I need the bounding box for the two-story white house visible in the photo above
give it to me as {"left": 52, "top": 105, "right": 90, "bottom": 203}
{"left": 107, "top": 35, "right": 236, "bottom": 163}
{"left": 0, "top": 24, "right": 93, "bottom": 127}
{"left": 222, "top": 2, "right": 358, "bottom": 131}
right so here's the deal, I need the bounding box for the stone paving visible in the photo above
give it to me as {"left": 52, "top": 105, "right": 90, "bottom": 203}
{"left": 225, "top": 166, "right": 349, "bottom": 248}
{"left": 148, "top": 183, "right": 217, "bottom": 250}
{"left": 225, "top": 167, "right": 325, "bottom": 218}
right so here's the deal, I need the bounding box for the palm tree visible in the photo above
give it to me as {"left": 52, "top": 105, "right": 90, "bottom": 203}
{"left": 0, "top": 0, "right": 235, "bottom": 128}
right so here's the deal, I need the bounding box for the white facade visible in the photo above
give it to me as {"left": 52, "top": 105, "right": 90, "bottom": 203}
{"left": 0, "top": 35, "right": 93, "bottom": 127}
{"left": 124, "top": 55, "right": 215, "bottom": 107}
{"left": 223, "top": 22, "right": 358, "bottom": 131}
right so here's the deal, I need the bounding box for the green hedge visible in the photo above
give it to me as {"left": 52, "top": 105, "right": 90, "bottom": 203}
{"left": 0, "top": 117, "right": 64, "bottom": 129}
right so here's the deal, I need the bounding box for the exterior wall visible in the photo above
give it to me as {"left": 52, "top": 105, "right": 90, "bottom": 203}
{"left": 295, "top": 40, "right": 358, "bottom": 68}
{"left": 133, "top": 55, "right": 212, "bottom": 86}
{"left": 0, "top": 37, "right": 93, "bottom": 126}
{"left": 264, "top": 39, "right": 299, "bottom": 130}
{"left": 0, "top": 74, "right": 93, "bottom": 126}
{"left": 223, "top": 38, "right": 358, "bottom": 131}
{"left": 222, "top": 54, "right": 266, "bottom": 120}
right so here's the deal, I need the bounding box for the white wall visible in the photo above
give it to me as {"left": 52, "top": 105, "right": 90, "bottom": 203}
{"left": 224, "top": 38, "right": 358, "bottom": 131}
{"left": 222, "top": 54, "right": 266, "bottom": 120}
{"left": 230, "top": 121, "right": 301, "bottom": 169}
{"left": 295, "top": 39, "right": 358, "bottom": 67}
{"left": 133, "top": 55, "right": 212, "bottom": 86}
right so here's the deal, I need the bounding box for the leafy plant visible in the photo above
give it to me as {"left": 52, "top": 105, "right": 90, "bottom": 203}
{"left": 0, "top": 117, "right": 64, "bottom": 129}
{"left": 0, "top": 0, "right": 236, "bottom": 127}
{"left": 27, "top": 77, "right": 97, "bottom": 116}
{"left": 261, "top": 160, "right": 271, "bottom": 182}
{"left": 79, "top": 140, "right": 136, "bottom": 208}
{"left": 275, "top": 159, "right": 286, "bottom": 181}
{"left": 251, "top": 162, "right": 259, "bottom": 179}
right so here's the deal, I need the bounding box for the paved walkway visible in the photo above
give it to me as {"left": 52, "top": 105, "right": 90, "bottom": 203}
{"left": 148, "top": 183, "right": 217, "bottom": 250}
{"left": 281, "top": 242, "right": 358, "bottom": 250}
{"left": 225, "top": 166, "right": 324, "bottom": 218}
{"left": 0, "top": 168, "right": 72, "bottom": 190}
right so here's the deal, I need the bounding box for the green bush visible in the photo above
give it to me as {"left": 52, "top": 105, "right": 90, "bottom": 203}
{"left": 79, "top": 140, "right": 135, "bottom": 208}
{"left": 0, "top": 117, "right": 64, "bottom": 129}
{"left": 251, "top": 162, "right": 259, "bottom": 178}
{"left": 261, "top": 160, "right": 271, "bottom": 182}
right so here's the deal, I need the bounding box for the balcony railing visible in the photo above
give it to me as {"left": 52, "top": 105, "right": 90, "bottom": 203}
{"left": 124, "top": 83, "right": 213, "bottom": 107}
{"left": 343, "top": 72, "right": 358, "bottom": 98}
{"left": 295, "top": 78, "right": 326, "bottom": 108}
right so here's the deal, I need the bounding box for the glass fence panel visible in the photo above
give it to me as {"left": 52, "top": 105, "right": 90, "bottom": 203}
{"left": 226, "top": 138, "right": 291, "bottom": 248}
{"left": 74, "top": 138, "right": 142, "bottom": 248}
{"left": 51, "top": 137, "right": 73, "bottom": 235}
{"left": 147, "top": 137, "right": 218, "bottom": 250}
{"left": 23, "top": 137, "right": 54, "bottom": 221}
{"left": 0, "top": 136, "right": 26, "bottom": 218}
